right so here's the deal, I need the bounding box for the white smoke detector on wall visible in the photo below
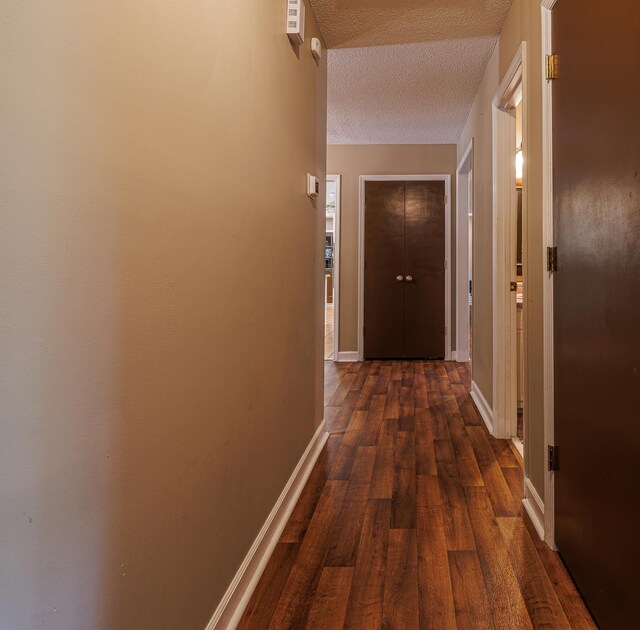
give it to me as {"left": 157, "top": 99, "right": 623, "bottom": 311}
{"left": 287, "top": 0, "right": 305, "bottom": 45}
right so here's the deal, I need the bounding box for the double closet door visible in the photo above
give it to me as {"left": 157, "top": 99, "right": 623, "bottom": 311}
{"left": 364, "top": 180, "right": 445, "bottom": 360}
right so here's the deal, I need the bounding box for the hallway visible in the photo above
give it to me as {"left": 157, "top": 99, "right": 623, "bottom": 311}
{"left": 238, "top": 361, "right": 595, "bottom": 629}
{"left": 3, "top": 0, "right": 640, "bottom": 626}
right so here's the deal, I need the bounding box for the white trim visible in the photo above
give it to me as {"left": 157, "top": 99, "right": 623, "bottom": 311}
{"left": 523, "top": 477, "right": 545, "bottom": 541}
{"left": 358, "top": 175, "right": 452, "bottom": 361}
{"left": 206, "top": 421, "right": 330, "bottom": 630}
{"left": 457, "top": 139, "right": 474, "bottom": 177}
{"left": 492, "top": 44, "right": 525, "bottom": 111}
{"left": 511, "top": 435, "right": 524, "bottom": 459}
{"left": 327, "top": 175, "right": 341, "bottom": 363}
{"left": 470, "top": 381, "right": 494, "bottom": 435}
{"left": 456, "top": 139, "right": 474, "bottom": 364}
{"left": 451, "top": 351, "right": 457, "bottom": 361}
{"left": 492, "top": 43, "right": 527, "bottom": 440}
{"left": 541, "top": 0, "right": 557, "bottom": 549}
{"left": 337, "top": 351, "right": 359, "bottom": 363}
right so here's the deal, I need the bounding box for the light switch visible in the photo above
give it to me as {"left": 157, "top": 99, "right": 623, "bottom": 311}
{"left": 307, "top": 174, "right": 319, "bottom": 198}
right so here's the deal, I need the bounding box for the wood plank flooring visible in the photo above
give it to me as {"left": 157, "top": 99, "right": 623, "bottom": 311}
{"left": 325, "top": 304, "right": 334, "bottom": 361}
{"left": 238, "top": 361, "right": 596, "bottom": 629}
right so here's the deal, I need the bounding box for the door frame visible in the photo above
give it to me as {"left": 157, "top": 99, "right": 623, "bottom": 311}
{"left": 541, "top": 0, "right": 557, "bottom": 549}
{"left": 456, "top": 139, "right": 474, "bottom": 364}
{"left": 492, "top": 43, "right": 527, "bottom": 440}
{"left": 357, "top": 174, "right": 452, "bottom": 361}
{"left": 327, "top": 174, "right": 341, "bottom": 362}
{"left": 493, "top": 43, "right": 549, "bottom": 541}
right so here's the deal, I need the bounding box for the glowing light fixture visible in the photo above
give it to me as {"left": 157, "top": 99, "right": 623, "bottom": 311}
{"left": 515, "top": 148, "right": 523, "bottom": 187}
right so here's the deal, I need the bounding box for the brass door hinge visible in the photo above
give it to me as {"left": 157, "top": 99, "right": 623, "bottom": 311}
{"left": 547, "top": 246, "right": 558, "bottom": 273}
{"left": 548, "top": 445, "right": 559, "bottom": 471}
{"left": 546, "top": 54, "right": 559, "bottom": 80}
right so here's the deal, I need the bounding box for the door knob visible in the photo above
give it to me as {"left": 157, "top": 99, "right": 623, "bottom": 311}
{"left": 405, "top": 275, "right": 413, "bottom": 282}
{"left": 396, "top": 275, "right": 404, "bottom": 281}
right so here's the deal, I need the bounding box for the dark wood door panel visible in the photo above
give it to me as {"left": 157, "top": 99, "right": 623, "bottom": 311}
{"left": 552, "top": 1, "right": 640, "bottom": 627}
{"left": 404, "top": 181, "right": 446, "bottom": 358}
{"left": 364, "top": 181, "right": 405, "bottom": 358}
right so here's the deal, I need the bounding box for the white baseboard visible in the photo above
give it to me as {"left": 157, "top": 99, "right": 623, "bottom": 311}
{"left": 455, "top": 350, "right": 470, "bottom": 363}
{"left": 470, "top": 381, "right": 494, "bottom": 435}
{"left": 206, "top": 421, "right": 330, "bottom": 630}
{"left": 523, "top": 477, "right": 545, "bottom": 541}
{"left": 337, "top": 351, "right": 359, "bottom": 363}
{"left": 511, "top": 436, "right": 524, "bottom": 459}
{"left": 451, "top": 351, "right": 457, "bottom": 361}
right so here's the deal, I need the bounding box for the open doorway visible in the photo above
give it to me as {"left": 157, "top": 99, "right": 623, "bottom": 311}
{"left": 492, "top": 42, "right": 528, "bottom": 462}
{"left": 325, "top": 175, "right": 340, "bottom": 361}
{"left": 456, "top": 140, "right": 474, "bottom": 364}
{"left": 513, "top": 98, "right": 525, "bottom": 456}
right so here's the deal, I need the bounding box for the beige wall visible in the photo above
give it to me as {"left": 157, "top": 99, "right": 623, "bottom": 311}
{"left": 0, "top": 1, "right": 326, "bottom": 628}
{"left": 457, "top": 0, "right": 546, "bottom": 501}
{"left": 457, "top": 44, "right": 500, "bottom": 408}
{"left": 327, "top": 144, "right": 458, "bottom": 354}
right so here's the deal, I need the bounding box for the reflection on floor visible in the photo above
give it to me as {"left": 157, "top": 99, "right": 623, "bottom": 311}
{"left": 237, "top": 361, "right": 596, "bottom": 629}
{"left": 325, "top": 303, "right": 334, "bottom": 361}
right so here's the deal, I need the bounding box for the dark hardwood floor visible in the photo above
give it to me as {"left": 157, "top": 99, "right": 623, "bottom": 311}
{"left": 238, "top": 361, "right": 596, "bottom": 629}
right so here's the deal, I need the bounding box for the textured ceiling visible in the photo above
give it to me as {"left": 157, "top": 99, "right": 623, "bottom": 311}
{"left": 327, "top": 38, "right": 496, "bottom": 144}
{"left": 309, "top": 0, "right": 512, "bottom": 49}
{"left": 311, "top": 0, "right": 512, "bottom": 144}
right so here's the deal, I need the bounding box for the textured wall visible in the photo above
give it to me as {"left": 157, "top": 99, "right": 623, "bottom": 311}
{"left": 327, "top": 144, "right": 457, "bottom": 354}
{"left": 0, "top": 1, "right": 326, "bottom": 628}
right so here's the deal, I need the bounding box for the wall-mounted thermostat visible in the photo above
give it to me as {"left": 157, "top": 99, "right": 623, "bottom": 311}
{"left": 286, "top": 0, "right": 305, "bottom": 45}
{"left": 311, "top": 37, "right": 322, "bottom": 60}
{"left": 307, "top": 174, "right": 319, "bottom": 198}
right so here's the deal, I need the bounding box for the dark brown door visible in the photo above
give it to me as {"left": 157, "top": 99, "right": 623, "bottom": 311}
{"left": 364, "top": 180, "right": 445, "bottom": 359}
{"left": 405, "top": 181, "right": 446, "bottom": 358}
{"left": 364, "top": 181, "right": 406, "bottom": 358}
{"left": 552, "top": 2, "right": 640, "bottom": 628}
